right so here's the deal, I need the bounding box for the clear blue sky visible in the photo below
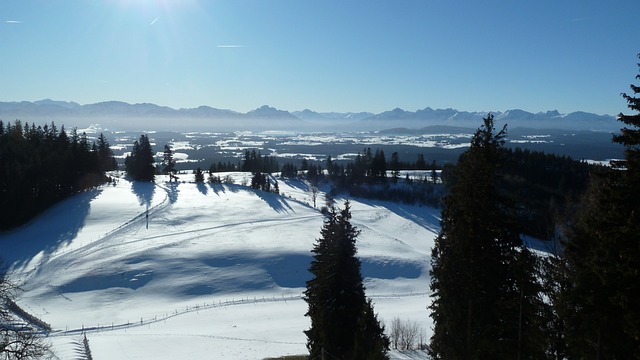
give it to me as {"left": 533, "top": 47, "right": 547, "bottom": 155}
{"left": 1, "top": 0, "right": 639, "bottom": 115}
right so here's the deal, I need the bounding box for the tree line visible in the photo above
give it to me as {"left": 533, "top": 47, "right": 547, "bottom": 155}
{"left": 0, "top": 121, "right": 116, "bottom": 230}
{"left": 428, "top": 54, "right": 640, "bottom": 359}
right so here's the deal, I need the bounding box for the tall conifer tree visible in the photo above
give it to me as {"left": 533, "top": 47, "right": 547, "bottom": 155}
{"left": 560, "top": 53, "right": 640, "bottom": 359}
{"left": 304, "top": 202, "right": 389, "bottom": 359}
{"left": 162, "top": 144, "right": 176, "bottom": 180}
{"left": 429, "top": 114, "right": 547, "bottom": 359}
{"left": 125, "top": 134, "right": 155, "bottom": 182}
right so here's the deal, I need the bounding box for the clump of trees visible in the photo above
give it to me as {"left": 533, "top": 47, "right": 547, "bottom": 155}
{"left": 0, "top": 121, "right": 116, "bottom": 230}
{"left": 279, "top": 149, "right": 442, "bottom": 206}
{"left": 497, "top": 147, "right": 596, "bottom": 239}
{"left": 304, "top": 202, "right": 390, "bottom": 359}
{"left": 428, "top": 53, "right": 640, "bottom": 359}
{"left": 241, "top": 150, "right": 280, "bottom": 174}
{"left": 389, "top": 317, "right": 426, "bottom": 351}
{"left": 124, "top": 134, "right": 155, "bottom": 182}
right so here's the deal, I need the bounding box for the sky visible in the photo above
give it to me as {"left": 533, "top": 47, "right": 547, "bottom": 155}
{"left": 1, "top": 0, "right": 639, "bottom": 115}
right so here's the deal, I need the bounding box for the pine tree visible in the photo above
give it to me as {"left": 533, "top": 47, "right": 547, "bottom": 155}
{"left": 560, "top": 53, "right": 640, "bottom": 359}
{"left": 194, "top": 167, "right": 205, "bottom": 183}
{"left": 96, "top": 133, "right": 117, "bottom": 172}
{"left": 429, "top": 114, "right": 548, "bottom": 359}
{"left": 304, "top": 202, "right": 389, "bottom": 359}
{"left": 390, "top": 152, "right": 400, "bottom": 183}
{"left": 162, "top": 144, "right": 177, "bottom": 180}
{"left": 125, "top": 134, "right": 155, "bottom": 182}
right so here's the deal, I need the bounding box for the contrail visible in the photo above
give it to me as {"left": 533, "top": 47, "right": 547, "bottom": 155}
{"left": 6, "top": 20, "right": 23, "bottom": 24}
{"left": 150, "top": 17, "right": 159, "bottom": 25}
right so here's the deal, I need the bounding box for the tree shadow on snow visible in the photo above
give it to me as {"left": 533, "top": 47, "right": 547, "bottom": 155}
{"left": 354, "top": 197, "right": 441, "bottom": 235}
{"left": 360, "top": 259, "right": 422, "bottom": 280}
{"left": 196, "top": 253, "right": 422, "bottom": 292}
{"left": 0, "top": 189, "right": 101, "bottom": 271}
{"left": 208, "top": 182, "right": 226, "bottom": 197}
{"left": 254, "top": 190, "right": 294, "bottom": 214}
{"left": 165, "top": 181, "right": 180, "bottom": 204}
{"left": 132, "top": 181, "right": 155, "bottom": 208}
{"left": 201, "top": 253, "right": 313, "bottom": 290}
{"left": 280, "top": 178, "right": 310, "bottom": 192}
{"left": 196, "top": 182, "right": 208, "bottom": 196}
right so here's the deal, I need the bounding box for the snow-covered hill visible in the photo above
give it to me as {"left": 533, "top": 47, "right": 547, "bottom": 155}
{"left": 0, "top": 173, "right": 437, "bottom": 359}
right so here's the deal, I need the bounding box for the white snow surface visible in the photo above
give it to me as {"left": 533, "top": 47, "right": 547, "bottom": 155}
{"left": 0, "top": 173, "right": 437, "bottom": 359}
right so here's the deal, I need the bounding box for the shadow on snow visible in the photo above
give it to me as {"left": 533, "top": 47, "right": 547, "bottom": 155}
{"left": 0, "top": 189, "right": 101, "bottom": 271}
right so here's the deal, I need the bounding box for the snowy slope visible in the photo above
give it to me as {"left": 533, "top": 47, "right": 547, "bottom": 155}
{"left": 0, "top": 173, "right": 437, "bottom": 359}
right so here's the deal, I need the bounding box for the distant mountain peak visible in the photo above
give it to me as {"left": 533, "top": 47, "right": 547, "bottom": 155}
{"left": 34, "top": 99, "right": 80, "bottom": 109}
{"left": 0, "top": 100, "right": 618, "bottom": 131}
{"left": 246, "top": 105, "right": 297, "bottom": 119}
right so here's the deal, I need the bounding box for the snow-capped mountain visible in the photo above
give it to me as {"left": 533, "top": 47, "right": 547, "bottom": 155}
{"left": 0, "top": 100, "right": 619, "bottom": 132}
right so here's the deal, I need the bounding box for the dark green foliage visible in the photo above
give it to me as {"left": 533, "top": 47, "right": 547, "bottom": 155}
{"left": 96, "top": 133, "right": 118, "bottom": 172}
{"left": 305, "top": 164, "right": 323, "bottom": 185}
{"left": 194, "top": 167, "right": 205, "bottom": 182}
{"left": 208, "top": 161, "right": 236, "bottom": 173}
{"left": 439, "top": 146, "right": 599, "bottom": 240}
{"left": 326, "top": 148, "right": 442, "bottom": 205}
{"left": 162, "top": 144, "right": 176, "bottom": 179}
{"left": 124, "top": 134, "right": 155, "bottom": 182}
{"left": 0, "top": 121, "right": 107, "bottom": 230}
{"left": 499, "top": 147, "right": 597, "bottom": 239}
{"left": 370, "top": 149, "right": 387, "bottom": 182}
{"left": 241, "top": 149, "right": 279, "bottom": 173}
{"left": 304, "top": 202, "right": 389, "bottom": 359}
{"left": 559, "top": 53, "right": 640, "bottom": 359}
{"left": 429, "top": 114, "right": 549, "bottom": 359}
{"left": 390, "top": 152, "right": 400, "bottom": 182}
{"left": 280, "top": 162, "right": 298, "bottom": 178}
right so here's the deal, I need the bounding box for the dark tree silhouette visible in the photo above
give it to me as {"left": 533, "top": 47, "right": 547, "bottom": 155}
{"left": 304, "top": 202, "right": 389, "bottom": 359}
{"left": 125, "top": 134, "right": 155, "bottom": 182}
{"left": 0, "top": 121, "right": 107, "bottom": 230}
{"left": 560, "top": 53, "right": 640, "bottom": 359}
{"left": 96, "top": 133, "right": 117, "bottom": 172}
{"left": 1, "top": 272, "right": 50, "bottom": 358}
{"left": 162, "top": 144, "right": 177, "bottom": 181}
{"left": 429, "top": 114, "right": 548, "bottom": 359}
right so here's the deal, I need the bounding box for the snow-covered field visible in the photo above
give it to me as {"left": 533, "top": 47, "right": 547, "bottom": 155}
{"left": 0, "top": 173, "right": 438, "bottom": 359}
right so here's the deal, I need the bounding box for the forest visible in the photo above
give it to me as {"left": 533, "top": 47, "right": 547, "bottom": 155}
{"left": 0, "top": 121, "right": 116, "bottom": 230}
{"left": 428, "top": 54, "right": 640, "bottom": 358}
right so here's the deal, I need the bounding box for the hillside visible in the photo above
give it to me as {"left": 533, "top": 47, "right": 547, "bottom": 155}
{"left": 0, "top": 173, "right": 437, "bottom": 359}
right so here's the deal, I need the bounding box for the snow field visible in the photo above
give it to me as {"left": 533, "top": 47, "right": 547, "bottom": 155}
{"left": 0, "top": 173, "right": 437, "bottom": 359}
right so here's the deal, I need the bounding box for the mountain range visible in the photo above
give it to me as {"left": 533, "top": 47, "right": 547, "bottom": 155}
{"left": 0, "top": 100, "right": 620, "bottom": 132}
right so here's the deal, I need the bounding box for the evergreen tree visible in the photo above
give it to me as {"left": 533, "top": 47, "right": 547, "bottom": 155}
{"left": 429, "top": 114, "right": 548, "bottom": 359}
{"left": 125, "top": 134, "right": 155, "bottom": 182}
{"left": 96, "top": 133, "right": 117, "bottom": 172}
{"left": 415, "top": 153, "right": 427, "bottom": 170}
{"left": 390, "top": 152, "right": 400, "bottom": 183}
{"left": 194, "top": 167, "right": 205, "bottom": 183}
{"left": 251, "top": 171, "right": 265, "bottom": 190}
{"left": 560, "top": 53, "right": 640, "bottom": 359}
{"left": 304, "top": 202, "right": 389, "bottom": 359}
{"left": 371, "top": 149, "right": 387, "bottom": 182}
{"left": 162, "top": 144, "right": 177, "bottom": 180}
{"left": 0, "top": 120, "right": 110, "bottom": 230}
